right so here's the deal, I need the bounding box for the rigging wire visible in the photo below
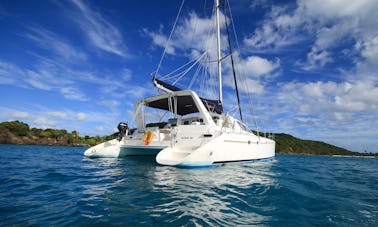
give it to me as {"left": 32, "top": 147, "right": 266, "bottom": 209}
{"left": 154, "top": 0, "right": 219, "bottom": 101}
{"left": 195, "top": 1, "right": 219, "bottom": 99}
{"left": 160, "top": 58, "right": 199, "bottom": 80}
{"left": 189, "top": 57, "right": 205, "bottom": 89}
{"left": 172, "top": 52, "right": 208, "bottom": 85}
{"left": 154, "top": 0, "right": 186, "bottom": 78}
{"left": 147, "top": 0, "right": 265, "bottom": 137}
{"left": 225, "top": 0, "right": 260, "bottom": 134}
{"left": 223, "top": 1, "right": 243, "bottom": 121}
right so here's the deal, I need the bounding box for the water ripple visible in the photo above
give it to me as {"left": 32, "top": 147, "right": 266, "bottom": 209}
{"left": 0, "top": 145, "right": 377, "bottom": 226}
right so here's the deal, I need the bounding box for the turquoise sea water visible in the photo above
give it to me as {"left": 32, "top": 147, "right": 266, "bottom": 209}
{"left": 0, "top": 144, "right": 377, "bottom": 226}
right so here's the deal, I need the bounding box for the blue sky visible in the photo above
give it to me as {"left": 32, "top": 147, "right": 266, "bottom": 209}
{"left": 0, "top": 0, "right": 377, "bottom": 152}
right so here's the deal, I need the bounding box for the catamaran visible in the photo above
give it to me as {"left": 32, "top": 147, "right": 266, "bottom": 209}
{"left": 84, "top": 0, "right": 275, "bottom": 167}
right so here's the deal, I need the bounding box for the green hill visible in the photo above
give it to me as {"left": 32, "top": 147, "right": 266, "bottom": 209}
{"left": 0, "top": 121, "right": 116, "bottom": 146}
{"left": 273, "top": 133, "right": 364, "bottom": 156}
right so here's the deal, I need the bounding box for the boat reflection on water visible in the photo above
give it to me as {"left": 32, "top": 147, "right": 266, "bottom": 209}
{"left": 153, "top": 161, "right": 277, "bottom": 189}
{"left": 79, "top": 157, "right": 278, "bottom": 225}
{"left": 151, "top": 161, "right": 278, "bottom": 225}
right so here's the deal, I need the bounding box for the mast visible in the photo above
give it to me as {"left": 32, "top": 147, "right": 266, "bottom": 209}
{"left": 215, "top": 0, "right": 222, "bottom": 103}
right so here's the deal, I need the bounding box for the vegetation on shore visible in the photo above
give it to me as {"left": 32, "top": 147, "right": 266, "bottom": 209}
{"left": 0, "top": 121, "right": 115, "bottom": 146}
{"left": 0, "top": 121, "right": 376, "bottom": 156}
{"left": 273, "top": 133, "right": 376, "bottom": 156}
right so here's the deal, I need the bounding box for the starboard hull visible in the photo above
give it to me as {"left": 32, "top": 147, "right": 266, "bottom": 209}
{"left": 156, "top": 133, "right": 275, "bottom": 167}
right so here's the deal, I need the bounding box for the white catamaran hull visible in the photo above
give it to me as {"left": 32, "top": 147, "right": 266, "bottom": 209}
{"left": 84, "top": 134, "right": 274, "bottom": 168}
{"left": 84, "top": 139, "right": 167, "bottom": 158}
{"left": 156, "top": 133, "right": 275, "bottom": 167}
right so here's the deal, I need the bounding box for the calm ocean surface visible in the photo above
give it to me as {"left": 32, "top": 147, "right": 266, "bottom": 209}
{"left": 0, "top": 144, "right": 377, "bottom": 226}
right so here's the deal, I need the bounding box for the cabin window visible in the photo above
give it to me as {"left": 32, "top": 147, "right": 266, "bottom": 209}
{"left": 142, "top": 105, "right": 180, "bottom": 129}
{"left": 168, "top": 118, "right": 178, "bottom": 126}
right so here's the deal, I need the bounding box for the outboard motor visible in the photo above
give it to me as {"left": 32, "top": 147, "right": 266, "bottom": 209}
{"left": 117, "top": 122, "right": 128, "bottom": 141}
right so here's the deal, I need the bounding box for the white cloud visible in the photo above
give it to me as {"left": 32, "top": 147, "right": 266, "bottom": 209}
{"left": 0, "top": 108, "right": 65, "bottom": 129}
{"left": 244, "top": 0, "right": 378, "bottom": 72}
{"left": 356, "top": 36, "right": 378, "bottom": 81}
{"left": 0, "top": 60, "right": 91, "bottom": 102}
{"left": 144, "top": 27, "right": 175, "bottom": 55}
{"left": 95, "top": 126, "right": 104, "bottom": 132}
{"left": 125, "top": 85, "right": 154, "bottom": 98}
{"left": 25, "top": 70, "right": 54, "bottom": 90}
{"left": 251, "top": 78, "right": 378, "bottom": 152}
{"left": 0, "top": 58, "right": 133, "bottom": 103}
{"left": 301, "top": 0, "right": 372, "bottom": 18}
{"left": 33, "top": 117, "right": 56, "bottom": 129}
{"left": 76, "top": 112, "right": 87, "bottom": 121}
{"left": 0, "top": 105, "right": 127, "bottom": 138}
{"left": 280, "top": 80, "right": 378, "bottom": 114}
{"left": 146, "top": 7, "right": 282, "bottom": 95}
{"left": 0, "top": 61, "right": 24, "bottom": 85}
{"left": 146, "top": 8, "right": 282, "bottom": 97}
{"left": 67, "top": 69, "right": 126, "bottom": 91}
{"left": 249, "top": 0, "right": 270, "bottom": 10}
{"left": 223, "top": 72, "right": 265, "bottom": 95}
{"left": 146, "top": 11, "right": 227, "bottom": 60}
{"left": 24, "top": 26, "right": 87, "bottom": 62}
{"left": 98, "top": 100, "right": 119, "bottom": 108}
{"left": 60, "top": 87, "right": 88, "bottom": 101}
{"left": 314, "top": 19, "right": 357, "bottom": 50}
{"left": 360, "top": 36, "right": 378, "bottom": 61}
{"left": 241, "top": 78, "right": 265, "bottom": 94}
{"left": 13, "top": 111, "right": 30, "bottom": 119}
{"left": 300, "top": 0, "right": 378, "bottom": 72}
{"left": 301, "top": 48, "right": 333, "bottom": 70}
{"left": 0, "top": 60, "right": 56, "bottom": 90}
{"left": 332, "top": 112, "right": 353, "bottom": 122}
{"left": 71, "top": 0, "right": 127, "bottom": 57}
{"left": 243, "top": 5, "right": 304, "bottom": 51}
{"left": 241, "top": 0, "right": 378, "bottom": 150}
{"left": 334, "top": 81, "right": 378, "bottom": 112}
{"left": 0, "top": 108, "right": 30, "bottom": 120}
{"left": 47, "top": 111, "right": 68, "bottom": 119}
{"left": 121, "top": 68, "right": 133, "bottom": 81}
{"left": 243, "top": 56, "right": 280, "bottom": 77}
{"left": 221, "top": 55, "right": 280, "bottom": 94}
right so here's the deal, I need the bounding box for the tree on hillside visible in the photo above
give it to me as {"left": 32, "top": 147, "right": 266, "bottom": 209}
{"left": 31, "top": 128, "right": 43, "bottom": 137}
{"left": 0, "top": 121, "right": 29, "bottom": 136}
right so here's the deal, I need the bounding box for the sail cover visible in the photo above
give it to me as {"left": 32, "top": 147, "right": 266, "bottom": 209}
{"left": 152, "top": 77, "right": 223, "bottom": 114}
